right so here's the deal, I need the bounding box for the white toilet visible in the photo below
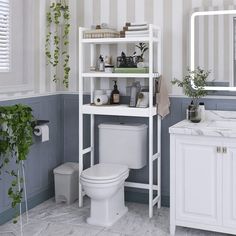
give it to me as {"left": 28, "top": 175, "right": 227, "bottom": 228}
{"left": 80, "top": 122, "right": 147, "bottom": 227}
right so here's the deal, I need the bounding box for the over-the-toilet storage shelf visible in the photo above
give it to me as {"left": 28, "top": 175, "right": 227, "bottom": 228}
{"left": 78, "top": 24, "right": 162, "bottom": 218}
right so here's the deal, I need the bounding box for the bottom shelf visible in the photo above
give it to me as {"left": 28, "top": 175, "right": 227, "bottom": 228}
{"left": 124, "top": 181, "right": 158, "bottom": 191}
{"left": 81, "top": 104, "right": 157, "bottom": 117}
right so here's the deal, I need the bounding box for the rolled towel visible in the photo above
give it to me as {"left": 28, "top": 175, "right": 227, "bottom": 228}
{"left": 156, "top": 76, "right": 170, "bottom": 118}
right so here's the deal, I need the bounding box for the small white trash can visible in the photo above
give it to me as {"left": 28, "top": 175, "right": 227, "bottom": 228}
{"left": 53, "top": 162, "right": 79, "bottom": 204}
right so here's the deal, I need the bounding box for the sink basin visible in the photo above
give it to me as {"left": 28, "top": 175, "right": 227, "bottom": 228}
{"left": 208, "top": 120, "right": 236, "bottom": 129}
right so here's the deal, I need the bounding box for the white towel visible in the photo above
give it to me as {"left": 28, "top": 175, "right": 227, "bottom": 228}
{"left": 156, "top": 76, "right": 170, "bottom": 118}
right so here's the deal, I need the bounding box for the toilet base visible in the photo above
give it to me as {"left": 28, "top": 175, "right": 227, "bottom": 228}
{"left": 87, "top": 206, "right": 128, "bottom": 227}
{"left": 86, "top": 185, "right": 128, "bottom": 227}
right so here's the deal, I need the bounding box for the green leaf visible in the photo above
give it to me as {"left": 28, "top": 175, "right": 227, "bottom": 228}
{"left": 171, "top": 67, "right": 210, "bottom": 104}
{"left": 0, "top": 104, "right": 34, "bottom": 218}
{"left": 45, "top": 1, "right": 71, "bottom": 88}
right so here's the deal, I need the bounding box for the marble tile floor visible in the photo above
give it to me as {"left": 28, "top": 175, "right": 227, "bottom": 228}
{"left": 0, "top": 198, "right": 231, "bottom": 236}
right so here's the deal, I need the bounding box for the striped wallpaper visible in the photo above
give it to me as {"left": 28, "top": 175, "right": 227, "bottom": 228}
{"left": 2, "top": 0, "right": 236, "bottom": 98}
{"left": 75, "top": 0, "right": 166, "bottom": 95}
{"left": 71, "top": 0, "right": 236, "bottom": 95}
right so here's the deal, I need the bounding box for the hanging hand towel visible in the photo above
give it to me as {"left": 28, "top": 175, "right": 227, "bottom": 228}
{"left": 156, "top": 76, "right": 170, "bottom": 118}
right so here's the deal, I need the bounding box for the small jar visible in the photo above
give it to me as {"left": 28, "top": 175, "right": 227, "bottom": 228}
{"left": 104, "top": 65, "right": 114, "bottom": 73}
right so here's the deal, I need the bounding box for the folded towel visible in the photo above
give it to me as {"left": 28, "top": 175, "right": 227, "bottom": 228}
{"left": 156, "top": 76, "right": 170, "bottom": 118}
{"left": 125, "top": 30, "right": 149, "bottom": 35}
{"left": 123, "top": 25, "right": 148, "bottom": 31}
{"left": 126, "top": 22, "right": 148, "bottom": 27}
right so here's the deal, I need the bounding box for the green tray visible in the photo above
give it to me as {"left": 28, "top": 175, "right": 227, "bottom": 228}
{"left": 114, "top": 67, "right": 149, "bottom": 73}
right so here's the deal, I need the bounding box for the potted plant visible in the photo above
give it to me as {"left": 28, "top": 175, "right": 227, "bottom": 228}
{"left": 171, "top": 67, "right": 210, "bottom": 122}
{"left": 45, "top": 1, "right": 70, "bottom": 88}
{"left": 0, "top": 104, "right": 35, "bottom": 222}
{"left": 135, "top": 42, "right": 148, "bottom": 63}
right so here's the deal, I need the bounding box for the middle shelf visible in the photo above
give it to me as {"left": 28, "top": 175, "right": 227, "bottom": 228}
{"left": 82, "top": 104, "right": 157, "bottom": 117}
{"left": 82, "top": 72, "right": 159, "bottom": 78}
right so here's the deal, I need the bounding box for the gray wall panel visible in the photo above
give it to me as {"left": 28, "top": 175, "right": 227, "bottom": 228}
{"left": 63, "top": 96, "right": 79, "bottom": 163}
{"left": 2, "top": 93, "right": 236, "bottom": 224}
{"left": 0, "top": 95, "right": 64, "bottom": 219}
{"left": 62, "top": 94, "right": 236, "bottom": 202}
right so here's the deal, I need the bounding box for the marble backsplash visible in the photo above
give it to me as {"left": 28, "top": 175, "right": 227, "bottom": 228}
{"left": 206, "top": 110, "right": 236, "bottom": 121}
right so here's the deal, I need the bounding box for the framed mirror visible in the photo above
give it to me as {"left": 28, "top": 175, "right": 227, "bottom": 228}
{"left": 191, "top": 10, "right": 236, "bottom": 91}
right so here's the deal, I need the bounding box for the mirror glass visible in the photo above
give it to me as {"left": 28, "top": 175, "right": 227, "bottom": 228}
{"left": 191, "top": 10, "right": 236, "bottom": 91}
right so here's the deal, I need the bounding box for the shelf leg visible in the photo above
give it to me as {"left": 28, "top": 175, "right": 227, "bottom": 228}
{"left": 90, "top": 114, "right": 94, "bottom": 166}
{"left": 157, "top": 115, "right": 161, "bottom": 208}
{"left": 170, "top": 224, "right": 176, "bottom": 235}
{"left": 148, "top": 24, "right": 154, "bottom": 218}
{"left": 79, "top": 112, "right": 83, "bottom": 208}
{"left": 149, "top": 116, "right": 153, "bottom": 218}
{"left": 78, "top": 27, "right": 83, "bottom": 208}
{"left": 90, "top": 45, "right": 95, "bottom": 167}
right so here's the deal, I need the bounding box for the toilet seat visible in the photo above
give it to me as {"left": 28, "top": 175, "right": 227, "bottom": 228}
{"left": 80, "top": 163, "right": 129, "bottom": 227}
{"left": 81, "top": 163, "right": 129, "bottom": 184}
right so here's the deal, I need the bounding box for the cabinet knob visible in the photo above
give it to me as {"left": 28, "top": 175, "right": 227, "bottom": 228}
{"left": 216, "top": 146, "right": 221, "bottom": 153}
{"left": 222, "top": 147, "right": 227, "bottom": 154}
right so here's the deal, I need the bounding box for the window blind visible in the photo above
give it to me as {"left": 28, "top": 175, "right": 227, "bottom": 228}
{"left": 0, "top": 0, "right": 10, "bottom": 72}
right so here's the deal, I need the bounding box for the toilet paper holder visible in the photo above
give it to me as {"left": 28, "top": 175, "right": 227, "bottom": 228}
{"left": 33, "top": 120, "right": 49, "bottom": 133}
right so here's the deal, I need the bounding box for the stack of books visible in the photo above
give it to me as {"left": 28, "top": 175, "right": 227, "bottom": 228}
{"left": 120, "top": 22, "right": 149, "bottom": 38}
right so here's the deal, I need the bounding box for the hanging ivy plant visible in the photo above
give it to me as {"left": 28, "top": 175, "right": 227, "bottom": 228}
{"left": 0, "top": 104, "right": 35, "bottom": 222}
{"left": 45, "top": 0, "right": 71, "bottom": 88}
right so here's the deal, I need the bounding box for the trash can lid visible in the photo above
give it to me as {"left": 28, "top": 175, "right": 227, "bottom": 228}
{"left": 53, "top": 162, "right": 79, "bottom": 175}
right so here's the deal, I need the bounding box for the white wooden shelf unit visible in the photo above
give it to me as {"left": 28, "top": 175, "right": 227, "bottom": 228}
{"left": 78, "top": 24, "right": 162, "bottom": 218}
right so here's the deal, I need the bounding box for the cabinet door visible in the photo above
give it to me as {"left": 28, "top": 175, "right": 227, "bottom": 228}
{"left": 223, "top": 143, "right": 236, "bottom": 229}
{"left": 176, "top": 137, "right": 222, "bottom": 225}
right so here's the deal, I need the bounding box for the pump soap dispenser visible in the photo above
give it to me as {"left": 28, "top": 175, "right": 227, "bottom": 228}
{"left": 111, "top": 80, "right": 120, "bottom": 104}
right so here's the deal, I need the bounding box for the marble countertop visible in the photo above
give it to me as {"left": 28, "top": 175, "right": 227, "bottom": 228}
{"left": 169, "top": 110, "right": 236, "bottom": 138}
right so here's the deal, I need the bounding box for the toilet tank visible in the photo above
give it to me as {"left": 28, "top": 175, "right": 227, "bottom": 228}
{"left": 98, "top": 123, "right": 147, "bottom": 169}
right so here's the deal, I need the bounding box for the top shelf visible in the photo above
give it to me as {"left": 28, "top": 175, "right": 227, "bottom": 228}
{"left": 81, "top": 37, "right": 159, "bottom": 44}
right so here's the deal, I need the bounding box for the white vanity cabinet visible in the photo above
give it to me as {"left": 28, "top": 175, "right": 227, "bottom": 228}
{"left": 223, "top": 142, "right": 236, "bottom": 230}
{"left": 170, "top": 134, "right": 236, "bottom": 235}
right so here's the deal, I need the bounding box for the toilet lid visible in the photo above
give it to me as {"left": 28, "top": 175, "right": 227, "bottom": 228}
{"left": 81, "top": 163, "right": 128, "bottom": 181}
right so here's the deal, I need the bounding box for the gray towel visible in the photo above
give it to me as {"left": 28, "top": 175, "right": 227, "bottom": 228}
{"left": 156, "top": 76, "right": 170, "bottom": 118}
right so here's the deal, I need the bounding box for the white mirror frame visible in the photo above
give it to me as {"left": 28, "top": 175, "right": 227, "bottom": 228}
{"left": 191, "top": 9, "right": 236, "bottom": 91}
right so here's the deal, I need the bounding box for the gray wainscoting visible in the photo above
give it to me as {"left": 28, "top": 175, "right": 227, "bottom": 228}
{"left": 0, "top": 95, "right": 64, "bottom": 224}
{"left": 2, "top": 93, "right": 236, "bottom": 224}
{"left": 62, "top": 94, "right": 236, "bottom": 207}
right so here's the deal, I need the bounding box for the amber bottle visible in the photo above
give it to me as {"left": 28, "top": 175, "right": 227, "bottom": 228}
{"left": 111, "top": 80, "right": 120, "bottom": 104}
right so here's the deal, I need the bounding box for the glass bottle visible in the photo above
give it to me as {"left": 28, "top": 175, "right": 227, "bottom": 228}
{"left": 99, "top": 55, "right": 104, "bottom": 71}
{"left": 198, "top": 102, "right": 205, "bottom": 122}
{"left": 111, "top": 80, "right": 120, "bottom": 104}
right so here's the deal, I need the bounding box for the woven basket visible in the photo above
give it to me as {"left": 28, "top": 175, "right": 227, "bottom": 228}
{"left": 83, "top": 29, "right": 120, "bottom": 39}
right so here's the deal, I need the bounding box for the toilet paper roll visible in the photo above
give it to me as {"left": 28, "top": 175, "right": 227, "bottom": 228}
{"left": 94, "top": 95, "right": 108, "bottom": 106}
{"left": 34, "top": 124, "right": 49, "bottom": 142}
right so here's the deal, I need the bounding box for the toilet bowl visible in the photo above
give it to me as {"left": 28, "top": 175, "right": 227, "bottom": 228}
{"left": 80, "top": 163, "right": 129, "bottom": 227}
